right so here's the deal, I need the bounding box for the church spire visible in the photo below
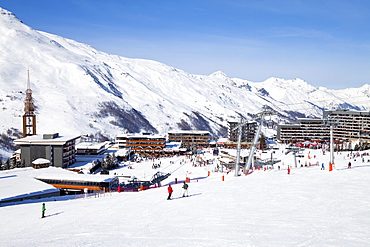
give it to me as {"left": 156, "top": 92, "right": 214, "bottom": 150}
{"left": 22, "top": 70, "right": 36, "bottom": 137}
{"left": 27, "top": 69, "right": 31, "bottom": 90}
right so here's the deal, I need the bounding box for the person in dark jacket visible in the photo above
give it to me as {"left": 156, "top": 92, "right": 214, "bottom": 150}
{"left": 41, "top": 203, "right": 46, "bottom": 218}
{"left": 348, "top": 161, "right": 352, "bottom": 169}
{"left": 182, "top": 182, "right": 189, "bottom": 197}
{"left": 167, "top": 185, "right": 173, "bottom": 200}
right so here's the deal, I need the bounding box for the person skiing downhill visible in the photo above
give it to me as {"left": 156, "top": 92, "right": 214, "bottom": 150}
{"left": 167, "top": 185, "right": 173, "bottom": 200}
{"left": 41, "top": 203, "right": 46, "bottom": 218}
{"left": 182, "top": 182, "right": 189, "bottom": 197}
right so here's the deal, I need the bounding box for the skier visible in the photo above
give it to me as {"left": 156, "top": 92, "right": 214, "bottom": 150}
{"left": 348, "top": 161, "right": 352, "bottom": 169}
{"left": 321, "top": 163, "right": 325, "bottom": 170}
{"left": 287, "top": 167, "right": 291, "bottom": 175}
{"left": 167, "top": 184, "right": 173, "bottom": 200}
{"left": 182, "top": 181, "right": 189, "bottom": 197}
{"left": 41, "top": 203, "right": 46, "bottom": 218}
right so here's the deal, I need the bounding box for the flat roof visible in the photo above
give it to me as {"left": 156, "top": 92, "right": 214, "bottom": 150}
{"left": 168, "top": 130, "right": 210, "bottom": 134}
{"left": 0, "top": 168, "right": 60, "bottom": 203}
{"left": 36, "top": 169, "right": 117, "bottom": 183}
{"left": 76, "top": 142, "right": 109, "bottom": 150}
{"left": 13, "top": 134, "right": 80, "bottom": 145}
{"left": 323, "top": 110, "right": 370, "bottom": 116}
{"left": 116, "top": 133, "right": 165, "bottom": 139}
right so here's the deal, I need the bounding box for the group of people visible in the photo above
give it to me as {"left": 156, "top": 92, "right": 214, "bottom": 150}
{"left": 152, "top": 163, "right": 161, "bottom": 169}
{"left": 167, "top": 181, "right": 189, "bottom": 200}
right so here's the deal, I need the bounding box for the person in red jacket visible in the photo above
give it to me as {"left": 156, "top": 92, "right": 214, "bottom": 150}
{"left": 167, "top": 184, "right": 173, "bottom": 200}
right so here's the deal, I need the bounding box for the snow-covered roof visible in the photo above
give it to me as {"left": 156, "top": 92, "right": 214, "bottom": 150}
{"left": 116, "top": 148, "right": 130, "bottom": 156}
{"left": 116, "top": 133, "right": 165, "bottom": 139}
{"left": 0, "top": 168, "right": 59, "bottom": 203}
{"left": 76, "top": 142, "right": 108, "bottom": 150}
{"left": 32, "top": 158, "right": 50, "bottom": 165}
{"left": 168, "top": 130, "right": 210, "bottom": 134}
{"left": 36, "top": 169, "right": 117, "bottom": 183}
{"left": 13, "top": 134, "right": 80, "bottom": 145}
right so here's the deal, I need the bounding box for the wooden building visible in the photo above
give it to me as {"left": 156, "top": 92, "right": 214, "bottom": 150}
{"left": 115, "top": 133, "right": 166, "bottom": 154}
{"left": 167, "top": 130, "right": 210, "bottom": 148}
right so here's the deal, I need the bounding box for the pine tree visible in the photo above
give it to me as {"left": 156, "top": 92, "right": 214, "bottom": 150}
{"left": 101, "top": 159, "right": 107, "bottom": 170}
{"left": 105, "top": 153, "right": 112, "bottom": 169}
{"left": 111, "top": 152, "right": 118, "bottom": 168}
{"left": 4, "top": 159, "right": 10, "bottom": 170}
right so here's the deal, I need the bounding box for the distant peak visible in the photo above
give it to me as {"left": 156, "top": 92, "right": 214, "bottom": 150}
{"left": 265, "top": 77, "right": 307, "bottom": 85}
{"left": 0, "top": 7, "right": 22, "bottom": 23}
{"left": 0, "top": 8, "right": 17, "bottom": 18}
{"left": 209, "top": 71, "right": 228, "bottom": 79}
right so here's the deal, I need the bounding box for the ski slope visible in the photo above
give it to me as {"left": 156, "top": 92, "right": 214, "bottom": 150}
{"left": 1, "top": 147, "right": 370, "bottom": 246}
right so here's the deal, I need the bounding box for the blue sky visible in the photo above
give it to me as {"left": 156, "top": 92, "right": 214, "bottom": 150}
{"left": 2, "top": 0, "right": 370, "bottom": 89}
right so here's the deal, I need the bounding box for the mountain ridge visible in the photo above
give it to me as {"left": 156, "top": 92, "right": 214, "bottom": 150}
{"left": 0, "top": 7, "right": 369, "bottom": 158}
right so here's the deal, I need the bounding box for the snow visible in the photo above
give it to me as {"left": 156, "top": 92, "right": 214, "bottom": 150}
{"left": 1, "top": 146, "right": 370, "bottom": 246}
{"left": 1, "top": 6, "right": 370, "bottom": 158}
{"left": 32, "top": 158, "right": 50, "bottom": 164}
{"left": 0, "top": 168, "right": 59, "bottom": 203}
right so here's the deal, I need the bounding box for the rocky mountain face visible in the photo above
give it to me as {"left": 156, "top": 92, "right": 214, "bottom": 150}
{"left": 1, "top": 7, "right": 369, "bottom": 158}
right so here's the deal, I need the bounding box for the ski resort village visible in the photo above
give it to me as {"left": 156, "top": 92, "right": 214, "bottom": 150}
{"left": 1, "top": 6, "right": 370, "bottom": 247}
{"left": 1, "top": 73, "right": 370, "bottom": 246}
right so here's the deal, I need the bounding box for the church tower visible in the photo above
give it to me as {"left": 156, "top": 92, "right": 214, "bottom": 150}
{"left": 22, "top": 70, "right": 36, "bottom": 137}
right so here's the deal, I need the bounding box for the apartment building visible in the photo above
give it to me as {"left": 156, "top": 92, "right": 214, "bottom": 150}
{"left": 277, "top": 110, "right": 370, "bottom": 143}
{"left": 167, "top": 130, "right": 210, "bottom": 148}
{"left": 115, "top": 133, "right": 166, "bottom": 154}
{"left": 13, "top": 133, "right": 80, "bottom": 168}
{"left": 228, "top": 121, "right": 257, "bottom": 143}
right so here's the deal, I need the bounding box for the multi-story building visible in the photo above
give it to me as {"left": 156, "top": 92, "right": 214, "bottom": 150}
{"left": 115, "top": 133, "right": 166, "bottom": 154}
{"left": 228, "top": 121, "right": 257, "bottom": 143}
{"left": 13, "top": 133, "right": 80, "bottom": 168}
{"left": 75, "top": 142, "right": 109, "bottom": 155}
{"left": 277, "top": 118, "right": 328, "bottom": 142}
{"left": 277, "top": 110, "right": 370, "bottom": 143}
{"left": 167, "top": 130, "right": 210, "bottom": 148}
{"left": 323, "top": 110, "right": 370, "bottom": 141}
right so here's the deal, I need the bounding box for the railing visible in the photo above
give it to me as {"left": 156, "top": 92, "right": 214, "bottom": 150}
{"left": 74, "top": 191, "right": 112, "bottom": 200}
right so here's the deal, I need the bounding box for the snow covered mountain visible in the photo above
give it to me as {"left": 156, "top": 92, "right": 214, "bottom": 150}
{"left": 1, "top": 7, "right": 369, "bottom": 151}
